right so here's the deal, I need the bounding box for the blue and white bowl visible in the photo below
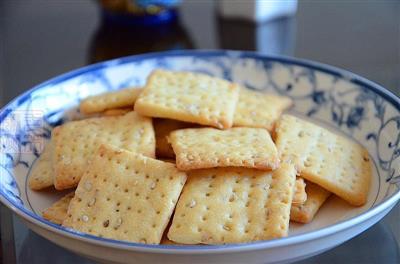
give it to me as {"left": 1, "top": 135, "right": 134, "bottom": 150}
{"left": 1, "top": 50, "right": 399, "bottom": 264}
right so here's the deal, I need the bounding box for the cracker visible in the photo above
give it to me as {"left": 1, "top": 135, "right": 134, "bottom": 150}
{"left": 134, "top": 70, "right": 240, "bottom": 129}
{"left": 154, "top": 119, "right": 194, "bottom": 158}
{"left": 80, "top": 88, "right": 142, "bottom": 114}
{"left": 42, "top": 192, "right": 74, "bottom": 224}
{"left": 290, "top": 181, "right": 331, "bottom": 223}
{"left": 102, "top": 108, "right": 132, "bottom": 116}
{"left": 28, "top": 141, "right": 54, "bottom": 190}
{"left": 293, "top": 177, "right": 307, "bottom": 205}
{"left": 53, "top": 111, "right": 155, "bottom": 190}
{"left": 169, "top": 127, "right": 279, "bottom": 171}
{"left": 234, "top": 87, "right": 292, "bottom": 131}
{"left": 275, "top": 115, "right": 372, "bottom": 206}
{"left": 167, "top": 163, "right": 296, "bottom": 244}
{"left": 62, "top": 144, "right": 187, "bottom": 244}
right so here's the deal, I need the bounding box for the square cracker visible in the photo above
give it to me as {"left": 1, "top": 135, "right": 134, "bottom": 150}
{"left": 134, "top": 70, "right": 240, "bottom": 129}
{"left": 28, "top": 141, "right": 54, "bottom": 190}
{"left": 154, "top": 118, "right": 195, "bottom": 158}
{"left": 234, "top": 87, "right": 292, "bottom": 131}
{"left": 80, "top": 88, "right": 142, "bottom": 114}
{"left": 42, "top": 192, "right": 75, "bottom": 224}
{"left": 293, "top": 177, "right": 307, "bottom": 205}
{"left": 63, "top": 144, "right": 187, "bottom": 244}
{"left": 275, "top": 114, "right": 372, "bottom": 206}
{"left": 53, "top": 111, "right": 155, "bottom": 190}
{"left": 169, "top": 127, "right": 279, "bottom": 171}
{"left": 167, "top": 163, "right": 296, "bottom": 244}
{"left": 290, "top": 181, "right": 331, "bottom": 223}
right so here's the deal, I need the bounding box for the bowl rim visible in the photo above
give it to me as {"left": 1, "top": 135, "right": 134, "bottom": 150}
{"left": 1, "top": 49, "right": 400, "bottom": 254}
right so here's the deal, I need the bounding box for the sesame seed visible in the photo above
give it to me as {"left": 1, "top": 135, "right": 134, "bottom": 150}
{"left": 187, "top": 104, "right": 199, "bottom": 115}
{"left": 88, "top": 197, "right": 96, "bottom": 207}
{"left": 114, "top": 218, "right": 123, "bottom": 228}
{"left": 84, "top": 181, "right": 92, "bottom": 191}
{"left": 189, "top": 199, "right": 196, "bottom": 208}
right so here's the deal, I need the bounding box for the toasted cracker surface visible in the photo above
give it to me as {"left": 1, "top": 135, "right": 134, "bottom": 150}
{"left": 80, "top": 88, "right": 142, "bottom": 114}
{"left": 154, "top": 118, "right": 194, "bottom": 158}
{"left": 234, "top": 87, "right": 292, "bottom": 131}
{"left": 275, "top": 115, "right": 371, "bottom": 206}
{"left": 102, "top": 108, "right": 132, "bottom": 116}
{"left": 28, "top": 141, "right": 54, "bottom": 190}
{"left": 290, "top": 181, "right": 331, "bottom": 223}
{"left": 167, "top": 163, "right": 296, "bottom": 244}
{"left": 134, "top": 70, "right": 240, "bottom": 129}
{"left": 293, "top": 177, "right": 307, "bottom": 205}
{"left": 63, "top": 144, "right": 187, "bottom": 244}
{"left": 42, "top": 192, "right": 74, "bottom": 224}
{"left": 53, "top": 111, "right": 155, "bottom": 190}
{"left": 169, "top": 127, "right": 279, "bottom": 171}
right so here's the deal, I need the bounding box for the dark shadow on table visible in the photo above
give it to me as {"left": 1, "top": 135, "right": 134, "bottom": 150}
{"left": 297, "top": 221, "right": 400, "bottom": 264}
{"left": 88, "top": 11, "right": 194, "bottom": 64}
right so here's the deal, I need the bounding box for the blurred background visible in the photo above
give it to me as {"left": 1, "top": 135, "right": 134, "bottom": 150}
{"left": 0, "top": 0, "right": 400, "bottom": 263}
{"left": 1, "top": 0, "right": 399, "bottom": 106}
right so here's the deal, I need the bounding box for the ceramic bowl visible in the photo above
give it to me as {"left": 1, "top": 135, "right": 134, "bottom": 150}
{"left": 1, "top": 50, "right": 399, "bottom": 264}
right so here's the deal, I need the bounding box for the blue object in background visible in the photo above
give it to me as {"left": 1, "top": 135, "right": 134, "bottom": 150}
{"left": 135, "top": 0, "right": 181, "bottom": 8}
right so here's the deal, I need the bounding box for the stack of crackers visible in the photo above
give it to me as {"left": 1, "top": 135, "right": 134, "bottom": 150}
{"left": 30, "top": 69, "right": 372, "bottom": 245}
